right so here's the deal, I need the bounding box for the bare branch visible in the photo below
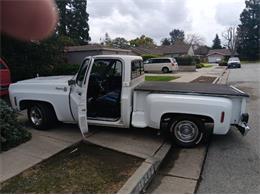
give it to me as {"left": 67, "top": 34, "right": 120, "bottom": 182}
{"left": 222, "top": 27, "right": 238, "bottom": 56}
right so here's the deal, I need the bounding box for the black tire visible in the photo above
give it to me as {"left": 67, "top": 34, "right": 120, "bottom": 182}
{"left": 169, "top": 116, "right": 205, "bottom": 148}
{"left": 162, "top": 67, "right": 169, "bottom": 73}
{"left": 27, "top": 103, "right": 57, "bottom": 130}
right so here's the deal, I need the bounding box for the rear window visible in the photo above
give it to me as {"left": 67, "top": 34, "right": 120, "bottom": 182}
{"left": 131, "top": 60, "right": 144, "bottom": 79}
{"left": 151, "top": 58, "right": 171, "bottom": 63}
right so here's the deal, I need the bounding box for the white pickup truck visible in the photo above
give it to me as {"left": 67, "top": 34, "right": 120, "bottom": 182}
{"left": 9, "top": 55, "right": 250, "bottom": 147}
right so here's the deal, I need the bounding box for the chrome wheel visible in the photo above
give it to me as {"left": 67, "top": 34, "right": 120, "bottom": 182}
{"left": 29, "top": 106, "right": 43, "bottom": 126}
{"left": 173, "top": 120, "right": 199, "bottom": 143}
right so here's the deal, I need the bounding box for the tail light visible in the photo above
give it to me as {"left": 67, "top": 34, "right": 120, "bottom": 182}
{"left": 171, "top": 63, "right": 175, "bottom": 66}
{"left": 220, "top": 112, "right": 225, "bottom": 123}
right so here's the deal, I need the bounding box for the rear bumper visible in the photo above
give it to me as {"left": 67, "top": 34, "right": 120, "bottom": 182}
{"left": 236, "top": 123, "right": 250, "bottom": 136}
{"left": 235, "top": 113, "right": 250, "bottom": 136}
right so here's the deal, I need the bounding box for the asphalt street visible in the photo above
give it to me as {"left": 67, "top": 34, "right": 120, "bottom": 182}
{"left": 197, "top": 63, "right": 260, "bottom": 193}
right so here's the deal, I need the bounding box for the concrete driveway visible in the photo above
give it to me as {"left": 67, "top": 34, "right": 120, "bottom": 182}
{"left": 197, "top": 63, "right": 260, "bottom": 193}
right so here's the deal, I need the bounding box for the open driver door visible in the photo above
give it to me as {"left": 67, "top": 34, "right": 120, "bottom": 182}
{"left": 78, "top": 57, "right": 93, "bottom": 138}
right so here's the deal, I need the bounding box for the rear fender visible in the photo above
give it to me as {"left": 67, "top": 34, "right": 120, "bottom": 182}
{"left": 132, "top": 94, "right": 233, "bottom": 135}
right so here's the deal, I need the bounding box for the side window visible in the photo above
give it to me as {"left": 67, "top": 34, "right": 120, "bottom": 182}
{"left": 152, "top": 59, "right": 159, "bottom": 63}
{"left": 0, "top": 63, "right": 7, "bottom": 70}
{"left": 76, "top": 59, "right": 90, "bottom": 86}
{"left": 131, "top": 60, "right": 144, "bottom": 79}
{"left": 162, "top": 59, "right": 171, "bottom": 63}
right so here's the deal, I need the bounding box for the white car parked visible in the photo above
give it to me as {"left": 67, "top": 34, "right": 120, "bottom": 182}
{"left": 144, "top": 57, "right": 178, "bottom": 73}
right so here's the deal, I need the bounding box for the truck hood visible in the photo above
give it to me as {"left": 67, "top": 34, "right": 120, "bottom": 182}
{"left": 16, "top": 75, "right": 74, "bottom": 85}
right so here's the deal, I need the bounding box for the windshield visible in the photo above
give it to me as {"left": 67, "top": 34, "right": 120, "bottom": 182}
{"left": 229, "top": 57, "right": 240, "bottom": 62}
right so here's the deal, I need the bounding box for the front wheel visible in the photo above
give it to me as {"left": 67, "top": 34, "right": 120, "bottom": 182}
{"left": 27, "top": 103, "right": 57, "bottom": 130}
{"left": 169, "top": 117, "right": 205, "bottom": 148}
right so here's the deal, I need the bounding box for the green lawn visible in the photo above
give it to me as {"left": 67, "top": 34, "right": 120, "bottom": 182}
{"left": 201, "top": 63, "right": 213, "bottom": 68}
{"left": 145, "top": 76, "right": 179, "bottom": 81}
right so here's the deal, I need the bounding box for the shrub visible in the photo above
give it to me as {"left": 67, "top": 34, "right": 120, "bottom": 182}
{"left": 0, "top": 99, "right": 31, "bottom": 151}
{"left": 175, "top": 56, "right": 196, "bottom": 66}
{"left": 218, "top": 60, "right": 228, "bottom": 66}
{"left": 141, "top": 54, "right": 161, "bottom": 61}
{"left": 51, "top": 63, "right": 80, "bottom": 75}
{"left": 196, "top": 63, "right": 203, "bottom": 69}
{"left": 194, "top": 57, "right": 201, "bottom": 65}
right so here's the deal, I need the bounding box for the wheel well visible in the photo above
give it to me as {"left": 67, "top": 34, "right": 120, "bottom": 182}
{"left": 162, "top": 66, "right": 169, "bottom": 70}
{"left": 160, "top": 113, "right": 214, "bottom": 129}
{"left": 20, "top": 100, "right": 57, "bottom": 116}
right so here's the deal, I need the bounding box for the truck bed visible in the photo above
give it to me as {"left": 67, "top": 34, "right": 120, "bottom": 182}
{"left": 134, "top": 81, "right": 249, "bottom": 97}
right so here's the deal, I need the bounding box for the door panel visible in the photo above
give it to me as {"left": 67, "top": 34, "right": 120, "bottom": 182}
{"left": 70, "top": 58, "right": 90, "bottom": 120}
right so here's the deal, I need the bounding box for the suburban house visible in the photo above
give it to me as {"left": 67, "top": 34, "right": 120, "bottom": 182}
{"left": 64, "top": 44, "right": 133, "bottom": 64}
{"left": 207, "top": 48, "right": 237, "bottom": 63}
{"left": 64, "top": 42, "right": 194, "bottom": 65}
{"left": 131, "top": 41, "right": 194, "bottom": 57}
{"left": 194, "top": 45, "right": 210, "bottom": 58}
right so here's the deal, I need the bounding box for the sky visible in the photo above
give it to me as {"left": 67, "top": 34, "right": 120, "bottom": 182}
{"left": 87, "top": 0, "right": 246, "bottom": 46}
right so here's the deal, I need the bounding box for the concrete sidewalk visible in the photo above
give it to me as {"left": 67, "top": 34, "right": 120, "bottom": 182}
{"left": 173, "top": 66, "right": 226, "bottom": 83}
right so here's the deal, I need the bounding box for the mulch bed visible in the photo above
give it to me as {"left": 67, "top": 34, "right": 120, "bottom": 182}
{"left": 191, "top": 76, "right": 217, "bottom": 83}
{"left": 0, "top": 142, "right": 142, "bottom": 194}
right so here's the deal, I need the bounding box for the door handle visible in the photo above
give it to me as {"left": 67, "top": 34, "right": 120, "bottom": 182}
{"left": 77, "top": 92, "right": 82, "bottom": 96}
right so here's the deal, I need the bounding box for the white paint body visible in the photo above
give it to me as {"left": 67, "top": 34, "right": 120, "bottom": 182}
{"left": 9, "top": 55, "right": 248, "bottom": 136}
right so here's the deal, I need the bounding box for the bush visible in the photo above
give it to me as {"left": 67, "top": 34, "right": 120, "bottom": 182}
{"left": 218, "top": 60, "right": 228, "bottom": 66}
{"left": 141, "top": 54, "right": 161, "bottom": 61}
{"left": 51, "top": 63, "right": 80, "bottom": 75}
{"left": 196, "top": 63, "right": 203, "bottom": 69}
{"left": 175, "top": 56, "right": 196, "bottom": 66}
{"left": 0, "top": 99, "right": 31, "bottom": 151}
{"left": 194, "top": 57, "right": 201, "bottom": 65}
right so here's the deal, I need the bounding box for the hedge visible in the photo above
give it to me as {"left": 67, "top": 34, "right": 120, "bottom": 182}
{"left": 175, "top": 56, "right": 196, "bottom": 66}
{"left": 0, "top": 99, "right": 31, "bottom": 152}
{"left": 141, "top": 54, "right": 161, "bottom": 61}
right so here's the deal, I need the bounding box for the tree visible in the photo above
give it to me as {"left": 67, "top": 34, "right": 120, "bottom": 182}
{"left": 111, "top": 37, "right": 129, "bottom": 49}
{"left": 185, "top": 33, "right": 205, "bottom": 49}
{"left": 169, "top": 29, "right": 185, "bottom": 45}
{"left": 161, "top": 38, "right": 171, "bottom": 46}
{"left": 55, "top": 0, "right": 91, "bottom": 45}
{"left": 212, "top": 34, "right": 222, "bottom": 49}
{"left": 69, "top": 0, "right": 91, "bottom": 44}
{"left": 56, "top": 0, "right": 70, "bottom": 36}
{"left": 237, "top": 0, "right": 260, "bottom": 60}
{"left": 129, "top": 35, "right": 155, "bottom": 47}
{"left": 222, "top": 27, "right": 238, "bottom": 56}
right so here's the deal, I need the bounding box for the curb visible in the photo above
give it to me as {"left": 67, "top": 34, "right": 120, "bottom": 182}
{"left": 118, "top": 142, "right": 172, "bottom": 194}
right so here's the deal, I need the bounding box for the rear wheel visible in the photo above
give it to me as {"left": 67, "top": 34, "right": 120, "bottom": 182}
{"left": 169, "top": 116, "right": 205, "bottom": 148}
{"left": 162, "top": 67, "right": 169, "bottom": 73}
{"left": 27, "top": 103, "right": 57, "bottom": 130}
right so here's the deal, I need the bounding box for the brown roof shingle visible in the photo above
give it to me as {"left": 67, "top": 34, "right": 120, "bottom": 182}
{"left": 131, "top": 42, "right": 191, "bottom": 56}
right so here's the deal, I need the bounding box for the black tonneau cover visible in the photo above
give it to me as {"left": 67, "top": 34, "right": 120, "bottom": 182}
{"left": 135, "top": 82, "right": 249, "bottom": 97}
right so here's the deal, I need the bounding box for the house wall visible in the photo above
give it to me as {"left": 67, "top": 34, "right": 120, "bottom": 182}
{"left": 208, "top": 54, "right": 224, "bottom": 63}
{"left": 188, "top": 47, "right": 194, "bottom": 56}
{"left": 66, "top": 51, "right": 101, "bottom": 65}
